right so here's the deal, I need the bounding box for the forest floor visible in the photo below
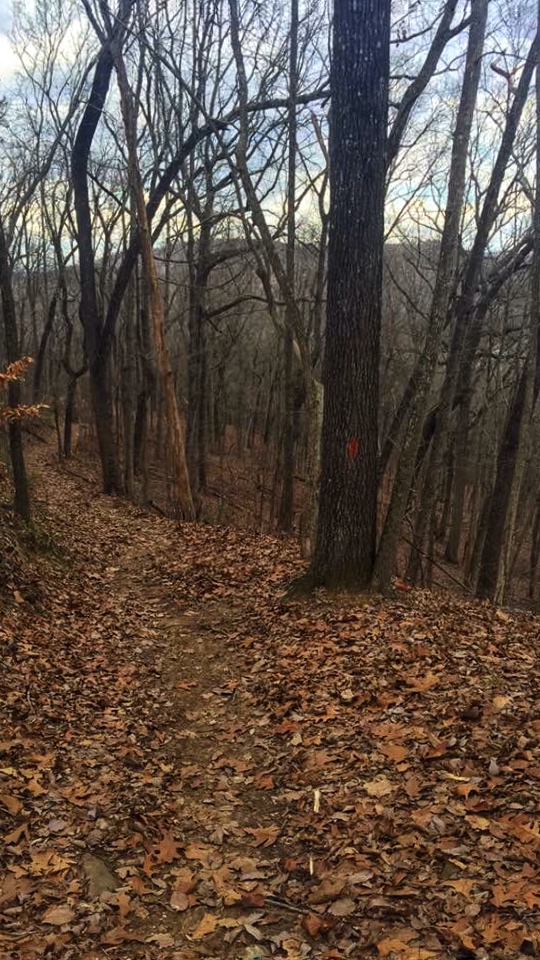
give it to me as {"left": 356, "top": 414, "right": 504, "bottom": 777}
{"left": 2, "top": 446, "right": 540, "bottom": 960}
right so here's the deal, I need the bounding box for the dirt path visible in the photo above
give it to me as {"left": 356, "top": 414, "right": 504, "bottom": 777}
{"left": 1, "top": 448, "right": 308, "bottom": 960}
{"left": 3, "top": 447, "right": 540, "bottom": 960}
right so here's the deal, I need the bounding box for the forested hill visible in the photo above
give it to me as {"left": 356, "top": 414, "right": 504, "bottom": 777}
{"left": 3, "top": 0, "right": 540, "bottom": 954}
{"left": 1, "top": 444, "right": 540, "bottom": 959}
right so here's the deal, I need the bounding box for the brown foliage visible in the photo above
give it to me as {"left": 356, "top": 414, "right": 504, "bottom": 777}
{"left": 1, "top": 445, "right": 540, "bottom": 958}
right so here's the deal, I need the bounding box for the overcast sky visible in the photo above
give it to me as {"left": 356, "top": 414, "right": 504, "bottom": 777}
{"left": 0, "top": 0, "right": 11, "bottom": 35}
{"left": 0, "top": 0, "right": 16, "bottom": 81}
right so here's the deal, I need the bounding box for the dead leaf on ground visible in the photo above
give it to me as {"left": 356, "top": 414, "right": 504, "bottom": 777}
{"left": 42, "top": 905, "right": 75, "bottom": 925}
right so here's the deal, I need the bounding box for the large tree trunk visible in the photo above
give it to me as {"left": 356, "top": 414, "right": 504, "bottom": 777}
{"left": 308, "top": 0, "right": 390, "bottom": 588}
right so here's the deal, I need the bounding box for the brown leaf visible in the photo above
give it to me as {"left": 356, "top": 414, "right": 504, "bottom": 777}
{"left": 191, "top": 912, "right": 218, "bottom": 939}
{"left": 302, "top": 913, "right": 328, "bottom": 938}
{"left": 116, "top": 891, "right": 131, "bottom": 918}
{"left": 364, "top": 776, "right": 394, "bottom": 797}
{"left": 254, "top": 773, "right": 274, "bottom": 789}
{"left": 101, "top": 926, "right": 147, "bottom": 944}
{"left": 380, "top": 743, "right": 409, "bottom": 762}
{"left": 327, "top": 897, "right": 356, "bottom": 917}
{"left": 404, "top": 776, "right": 421, "bottom": 798}
{"left": 146, "top": 933, "right": 175, "bottom": 947}
{"left": 492, "top": 694, "right": 511, "bottom": 711}
{"left": 377, "top": 931, "right": 419, "bottom": 957}
{"left": 184, "top": 842, "right": 215, "bottom": 865}
{"left": 42, "top": 905, "right": 75, "bottom": 925}
{"left": 130, "top": 875, "right": 152, "bottom": 896}
{"left": 244, "top": 824, "right": 280, "bottom": 847}
{"left": 444, "top": 879, "right": 476, "bottom": 898}
{"left": 170, "top": 889, "right": 189, "bottom": 911}
{"left": 154, "top": 830, "right": 182, "bottom": 864}
{"left": 4, "top": 823, "right": 28, "bottom": 844}
{"left": 406, "top": 672, "right": 440, "bottom": 692}
{"left": 0, "top": 794, "right": 22, "bottom": 815}
{"left": 171, "top": 866, "right": 196, "bottom": 892}
{"left": 310, "top": 878, "right": 347, "bottom": 904}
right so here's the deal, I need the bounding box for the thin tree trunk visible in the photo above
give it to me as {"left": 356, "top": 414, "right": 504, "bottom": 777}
{"left": 444, "top": 395, "right": 472, "bottom": 563}
{"left": 475, "top": 369, "right": 532, "bottom": 601}
{"left": 0, "top": 211, "right": 31, "bottom": 522}
{"left": 122, "top": 274, "right": 136, "bottom": 498}
{"left": 476, "top": 7, "right": 540, "bottom": 602}
{"left": 33, "top": 293, "right": 57, "bottom": 403}
{"left": 112, "top": 37, "right": 195, "bottom": 520}
{"left": 529, "top": 499, "right": 540, "bottom": 601}
{"left": 278, "top": 0, "right": 299, "bottom": 534}
{"left": 373, "top": 0, "right": 489, "bottom": 593}
{"left": 71, "top": 2, "right": 132, "bottom": 495}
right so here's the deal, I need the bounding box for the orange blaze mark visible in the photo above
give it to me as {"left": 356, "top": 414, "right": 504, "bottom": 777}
{"left": 347, "top": 437, "right": 360, "bottom": 461}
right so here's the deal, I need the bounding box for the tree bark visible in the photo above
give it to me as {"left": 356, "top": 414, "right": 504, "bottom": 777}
{"left": 373, "top": 0, "right": 488, "bottom": 592}
{"left": 475, "top": 9, "right": 540, "bottom": 602}
{"left": 0, "top": 210, "right": 31, "bottom": 522}
{"left": 308, "top": 0, "right": 390, "bottom": 589}
{"left": 278, "top": 0, "right": 299, "bottom": 535}
{"left": 71, "top": 0, "right": 133, "bottom": 495}
{"left": 112, "top": 34, "right": 194, "bottom": 520}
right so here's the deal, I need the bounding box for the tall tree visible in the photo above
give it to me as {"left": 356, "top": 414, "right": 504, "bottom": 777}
{"left": 0, "top": 209, "right": 31, "bottom": 522}
{"left": 475, "top": 3, "right": 540, "bottom": 602}
{"left": 373, "top": 0, "right": 489, "bottom": 593}
{"left": 71, "top": 0, "right": 134, "bottom": 495}
{"left": 307, "top": 0, "right": 391, "bottom": 589}
{"left": 277, "top": 0, "right": 299, "bottom": 534}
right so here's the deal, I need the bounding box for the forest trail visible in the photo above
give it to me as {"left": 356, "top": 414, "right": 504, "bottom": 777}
{"left": 2, "top": 446, "right": 540, "bottom": 960}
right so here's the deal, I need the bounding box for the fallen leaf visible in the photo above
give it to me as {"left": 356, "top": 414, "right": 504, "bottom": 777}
{"left": 244, "top": 824, "right": 280, "bottom": 846}
{"left": 101, "top": 926, "right": 147, "bottom": 944}
{"left": 42, "top": 905, "right": 75, "bottom": 925}
{"left": 327, "top": 897, "right": 356, "bottom": 916}
{"left": 302, "top": 913, "right": 328, "bottom": 937}
{"left": 380, "top": 743, "right": 409, "bottom": 762}
{"left": 191, "top": 912, "right": 218, "bottom": 939}
{"left": 0, "top": 794, "right": 22, "bottom": 815}
{"left": 146, "top": 933, "right": 175, "bottom": 947}
{"left": 154, "top": 830, "right": 182, "bottom": 863}
{"left": 170, "top": 889, "right": 189, "bottom": 911}
{"left": 364, "top": 776, "right": 394, "bottom": 797}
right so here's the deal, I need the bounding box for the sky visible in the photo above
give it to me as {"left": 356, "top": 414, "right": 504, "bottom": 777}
{"left": 0, "top": 0, "right": 17, "bottom": 81}
{"left": 0, "top": 0, "right": 11, "bottom": 33}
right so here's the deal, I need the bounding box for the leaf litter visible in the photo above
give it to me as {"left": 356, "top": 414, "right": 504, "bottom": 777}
{"left": 1, "top": 447, "right": 540, "bottom": 958}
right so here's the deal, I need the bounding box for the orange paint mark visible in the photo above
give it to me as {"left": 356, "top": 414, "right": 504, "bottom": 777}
{"left": 347, "top": 438, "right": 360, "bottom": 461}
